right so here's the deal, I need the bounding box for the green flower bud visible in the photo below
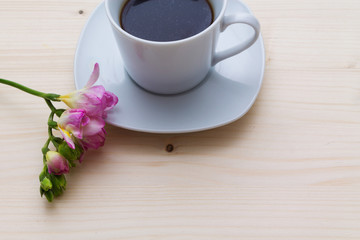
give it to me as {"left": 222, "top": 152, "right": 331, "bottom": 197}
{"left": 47, "top": 174, "right": 66, "bottom": 197}
{"left": 44, "top": 190, "right": 54, "bottom": 202}
{"left": 40, "top": 177, "right": 52, "bottom": 191}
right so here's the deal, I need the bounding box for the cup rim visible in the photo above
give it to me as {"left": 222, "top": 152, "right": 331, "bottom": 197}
{"left": 105, "top": 0, "right": 228, "bottom": 45}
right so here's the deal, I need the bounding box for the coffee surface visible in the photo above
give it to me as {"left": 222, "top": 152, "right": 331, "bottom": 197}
{"left": 120, "top": 0, "right": 213, "bottom": 42}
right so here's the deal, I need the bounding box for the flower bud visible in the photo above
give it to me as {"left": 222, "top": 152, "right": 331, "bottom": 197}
{"left": 45, "top": 151, "right": 69, "bottom": 175}
{"left": 40, "top": 177, "right": 52, "bottom": 191}
{"left": 44, "top": 190, "right": 54, "bottom": 202}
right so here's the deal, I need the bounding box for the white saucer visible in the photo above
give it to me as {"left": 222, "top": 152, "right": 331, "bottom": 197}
{"left": 74, "top": 0, "right": 265, "bottom": 133}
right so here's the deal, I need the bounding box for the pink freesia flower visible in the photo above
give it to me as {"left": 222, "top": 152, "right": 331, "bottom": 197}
{"left": 58, "top": 109, "right": 105, "bottom": 150}
{"left": 58, "top": 109, "right": 90, "bottom": 149}
{"left": 58, "top": 63, "right": 118, "bottom": 118}
{"left": 46, "top": 151, "right": 70, "bottom": 175}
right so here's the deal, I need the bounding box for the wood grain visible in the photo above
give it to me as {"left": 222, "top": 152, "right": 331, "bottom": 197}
{"left": 0, "top": 0, "right": 359, "bottom": 239}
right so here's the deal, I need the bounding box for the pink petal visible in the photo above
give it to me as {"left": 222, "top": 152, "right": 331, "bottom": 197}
{"left": 82, "top": 117, "right": 105, "bottom": 136}
{"left": 78, "top": 152, "right": 85, "bottom": 163}
{"left": 73, "top": 86, "right": 106, "bottom": 117}
{"left": 80, "top": 128, "right": 106, "bottom": 150}
{"left": 102, "top": 111, "right": 108, "bottom": 119}
{"left": 85, "top": 63, "right": 100, "bottom": 88}
{"left": 86, "top": 85, "right": 106, "bottom": 99}
{"left": 104, "top": 91, "right": 119, "bottom": 112}
{"left": 59, "top": 128, "right": 76, "bottom": 149}
{"left": 58, "top": 109, "right": 89, "bottom": 139}
{"left": 82, "top": 114, "right": 90, "bottom": 126}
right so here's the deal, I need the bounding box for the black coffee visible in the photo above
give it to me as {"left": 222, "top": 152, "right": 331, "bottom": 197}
{"left": 120, "top": 0, "right": 213, "bottom": 42}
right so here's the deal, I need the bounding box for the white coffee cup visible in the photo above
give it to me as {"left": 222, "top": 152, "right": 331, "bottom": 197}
{"left": 105, "top": 0, "right": 260, "bottom": 94}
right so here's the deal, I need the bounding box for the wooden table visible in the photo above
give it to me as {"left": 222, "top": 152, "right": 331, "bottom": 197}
{"left": 1, "top": 0, "right": 359, "bottom": 239}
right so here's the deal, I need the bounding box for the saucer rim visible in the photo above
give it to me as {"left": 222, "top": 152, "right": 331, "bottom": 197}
{"left": 73, "top": 0, "right": 265, "bottom": 134}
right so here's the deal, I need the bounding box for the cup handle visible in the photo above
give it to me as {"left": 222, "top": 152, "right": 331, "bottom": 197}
{"left": 212, "top": 13, "right": 261, "bottom": 66}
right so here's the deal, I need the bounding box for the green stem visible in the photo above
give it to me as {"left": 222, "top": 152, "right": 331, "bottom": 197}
{"left": 42, "top": 138, "right": 51, "bottom": 156}
{"left": 47, "top": 111, "right": 62, "bottom": 150}
{"left": 45, "top": 99, "right": 65, "bottom": 117}
{"left": 48, "top": 111, "right": 55, "bottom": 137}
{"left": 0, "top": 78, "right": 60, "bottom": 101}
{"left": 45, "top": 99, "right": 56, "bottom": 112}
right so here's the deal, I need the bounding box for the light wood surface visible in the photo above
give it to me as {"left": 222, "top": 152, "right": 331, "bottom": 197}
{"left": 1, "top": 0, "right": 360, "bottom": 239}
